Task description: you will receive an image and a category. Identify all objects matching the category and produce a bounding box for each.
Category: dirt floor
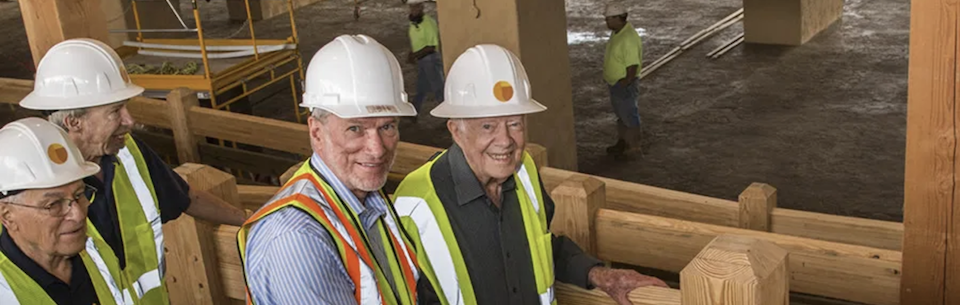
[0,0,909,226]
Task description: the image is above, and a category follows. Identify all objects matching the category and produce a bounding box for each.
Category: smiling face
[309,113,399,196]
[449,115,527,184]
[0,180,90,257]
[62,101,135,159]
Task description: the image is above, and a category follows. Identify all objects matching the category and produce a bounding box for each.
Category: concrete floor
[0,1,907,303]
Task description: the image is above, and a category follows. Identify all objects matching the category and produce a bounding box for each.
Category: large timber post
[435,0,579,170]
[901,0,960,303]
[17,0,111,66]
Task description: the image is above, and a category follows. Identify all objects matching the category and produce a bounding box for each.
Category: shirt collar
[0,228,78,288]
[446,144,515,206]
[309,153,388,221]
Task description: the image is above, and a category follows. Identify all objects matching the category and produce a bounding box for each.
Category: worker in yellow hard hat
[393,44,667,305]
[603,1,644,157]
[0,118,125,305]
[407,0,445,122]
[18,38,249,305]
[238,34,420,305]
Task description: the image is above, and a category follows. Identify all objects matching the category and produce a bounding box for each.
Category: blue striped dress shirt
[244,154,395,305]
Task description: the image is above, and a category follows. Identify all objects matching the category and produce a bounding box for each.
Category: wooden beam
[901,0,958,302]
[17,0,110,66]
[738,183,777,231]
[166,88,201,163]
[164,164,239,305]
[555,282,681,305]
[549,174,605,256]
[197,144,299,178]
[595,209,901,305]
[771,208,903,250]
[188,107,311,156]
[680,235,789,305]
[237,185,279,211]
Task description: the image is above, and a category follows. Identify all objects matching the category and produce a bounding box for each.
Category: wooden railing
[0,79,903,304]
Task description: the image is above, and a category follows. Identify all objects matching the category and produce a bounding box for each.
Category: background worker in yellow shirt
[407,0,444,121]
[602,1,644,157]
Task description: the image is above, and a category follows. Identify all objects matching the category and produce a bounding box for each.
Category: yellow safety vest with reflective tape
[237,161,419,305]
[90,134,168,305]
[0,221,126,305]
[393,151,556,305]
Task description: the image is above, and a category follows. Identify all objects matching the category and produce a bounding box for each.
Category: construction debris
[126,61,199,75]
[640,8,743,79]
[707,33,745,59]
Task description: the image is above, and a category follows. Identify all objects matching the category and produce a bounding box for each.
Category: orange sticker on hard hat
[47,143,68,165]
[493,81,514,102]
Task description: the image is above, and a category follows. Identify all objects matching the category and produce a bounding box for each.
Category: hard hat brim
[19,84,146,111]
[302,102,418,119]
[0,162,100,195]
[429,98,548,119]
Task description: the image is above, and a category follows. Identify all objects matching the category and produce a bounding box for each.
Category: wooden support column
[436,0,579,170]
[18,0,111,66]
[550,174,605,256]
[164,164,241,305]
[743,0,843,45]
[901,0,960,303]
[680,234,789,305]
[738,183,777,231]
[167,88,201,164]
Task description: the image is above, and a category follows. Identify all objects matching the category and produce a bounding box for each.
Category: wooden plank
[771,208,904,250]
[540,167,741,227]
[237,185,279,211]
[17,0,110,66]
[0,78,33,104]
[901,0,957,302]
[166,88,201,163]
[165,164,238,305]
[738,183,777,231]
[197,144,299,177]
[188,107,311,155]
[596,209,901,305]
[550,174,605,256]
[214,225,246,301]
[555,282,681,305]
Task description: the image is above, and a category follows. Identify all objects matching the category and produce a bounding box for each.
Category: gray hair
[310,108,332,124]
[48,108,88,130]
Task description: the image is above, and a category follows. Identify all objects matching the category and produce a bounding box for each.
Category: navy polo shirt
[0,229,99,305]
[84,136,192,269]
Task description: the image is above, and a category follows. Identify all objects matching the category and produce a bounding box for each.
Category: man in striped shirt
[239,35,420,305]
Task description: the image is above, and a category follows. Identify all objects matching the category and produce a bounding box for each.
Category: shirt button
[506,252,511,259]
[513,287,519,293]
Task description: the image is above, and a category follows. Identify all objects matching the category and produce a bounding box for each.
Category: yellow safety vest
[393,151,556,305]
[238,161,419,305]
[90,134,168,305]
[0,222,126,305]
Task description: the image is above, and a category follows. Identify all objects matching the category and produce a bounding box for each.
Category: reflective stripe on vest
[238,162,418,305]
[0,236,125,305]
[394,151,555,305]
[112,135,167,304]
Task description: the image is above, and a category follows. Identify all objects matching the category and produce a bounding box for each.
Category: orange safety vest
[237,162,419,305]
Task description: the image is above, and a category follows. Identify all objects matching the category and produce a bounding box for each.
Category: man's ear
[307,116,326,151]
[0,204,16,231]
[63,114,83,132]
[447,119,461,143]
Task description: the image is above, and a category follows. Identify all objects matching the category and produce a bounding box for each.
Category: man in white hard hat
[393,44,666,305]
[238,34,420,305]
[0,118,125,305]
[603,1,644,157]
[407,0,444,121]
[18,38,248,305]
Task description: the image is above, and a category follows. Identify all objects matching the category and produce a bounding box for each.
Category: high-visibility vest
[0,222,126,305]
[237,161,419,305]
[393,151,556,305]
[90,135,168,305]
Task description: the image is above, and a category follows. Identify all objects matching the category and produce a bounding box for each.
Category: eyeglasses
[0,184,97,217]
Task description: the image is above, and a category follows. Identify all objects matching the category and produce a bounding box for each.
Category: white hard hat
[604,1,628,17]
[430,44,547,119]
[0,118,100,196]
[407,0,429,5]
[301,35,416,119]
[19,38,145,111]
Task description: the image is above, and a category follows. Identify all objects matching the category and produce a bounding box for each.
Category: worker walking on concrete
[18,38,248,305]
[603,1,644,157]
[238,35,420,305]
[407,0,444,119]
[0,118,125,305]
[393,44,666,305]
